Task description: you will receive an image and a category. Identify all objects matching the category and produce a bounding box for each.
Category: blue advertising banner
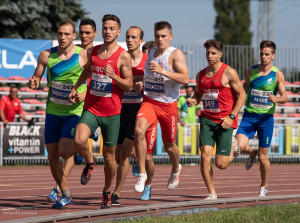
[0,38,51,78]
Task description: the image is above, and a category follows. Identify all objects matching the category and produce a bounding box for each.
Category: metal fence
[174,44,300,82]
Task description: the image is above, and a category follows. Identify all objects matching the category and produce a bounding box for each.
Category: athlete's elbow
[124,83,133,92]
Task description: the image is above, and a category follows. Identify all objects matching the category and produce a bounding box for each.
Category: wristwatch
[229,114,235,119]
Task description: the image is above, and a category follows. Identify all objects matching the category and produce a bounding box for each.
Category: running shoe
[81,156,96,185]
[204,194,217,200]
[167,164,182,190]
[74,152,84,165]
[245,150,257,170]
[52,195,73,209]
[232,136,240,158]
[47,185,59,203]
[111,193,120,206]
[259,187,268,196]
[101,192,111,209]
[90,131,99,142]
[141,185,151,200]
[135,173,147,193]
[132,160,139,177]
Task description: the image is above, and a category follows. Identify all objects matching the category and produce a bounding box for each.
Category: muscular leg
[103,145,117,192]
[145,153,154,185]
[215,139,235,169]
[163,141,180,173]
[200,145,215,195]
[236,134,257,157]
[258,147,270,188]
[114,138,134,196]
[134,117,149,174]
[74,123,94,164]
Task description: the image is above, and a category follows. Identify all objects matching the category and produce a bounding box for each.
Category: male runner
[28,21,88,208]
[111,26,157,205]
[47,19,98,203]
[68,14,133,209]
[134,21,189,196]
[187,39,246,200]
[235,40,287,196]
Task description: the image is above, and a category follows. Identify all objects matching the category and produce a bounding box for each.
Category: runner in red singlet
[68,14,133,209]
[187,39,246,200]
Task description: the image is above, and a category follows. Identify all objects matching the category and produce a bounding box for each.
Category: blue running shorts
[236,111,274,148]
[45,113,80,144]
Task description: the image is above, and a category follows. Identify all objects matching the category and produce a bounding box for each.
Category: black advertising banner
[3,124,45,156]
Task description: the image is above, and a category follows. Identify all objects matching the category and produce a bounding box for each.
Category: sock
[62,189,71,198]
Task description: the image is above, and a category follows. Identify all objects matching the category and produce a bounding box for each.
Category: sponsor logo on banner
[3,124,45,156]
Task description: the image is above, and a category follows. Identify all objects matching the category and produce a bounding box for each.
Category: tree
[214,0,252,45]
[0,0,87,39]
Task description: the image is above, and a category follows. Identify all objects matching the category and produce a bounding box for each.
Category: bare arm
[18,112,30,122]
[0,110,8,125]
[149,49,189,85]
[106,51,133,92]
[28,50,50,89]
[243,67,252,94]
[269,70,287,103]
[187,72,202,107]
[177,108,185,126]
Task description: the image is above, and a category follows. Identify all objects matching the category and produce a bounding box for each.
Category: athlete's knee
[236,136,247,151]
[134,125,147,140]
[258,153,269,163]
[215,161,229,170]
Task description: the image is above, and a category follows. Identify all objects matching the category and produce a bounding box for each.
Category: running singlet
[46,46,86,116]
[143,46,180,103]
[84,45,125,116]
[244,64,278,114]
[122,53,147,104]
[197,63,238,128]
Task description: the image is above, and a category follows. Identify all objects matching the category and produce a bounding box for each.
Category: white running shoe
[134,173,147,193]
[167,164,182,190]
[245,150,257,170]
[232,136,240,158]
[204,194,217,200]
[259,187,268,196]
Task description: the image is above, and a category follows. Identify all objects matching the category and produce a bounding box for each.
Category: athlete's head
[79,19,97,49]
[126,26,144,52]
[154,21,173,50]
[142,41,155,55]
[260,40,276,65]
[204,39,223,65]
[57,20,76,49]
[102,14,121,43]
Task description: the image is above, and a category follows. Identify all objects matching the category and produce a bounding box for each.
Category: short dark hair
[204,39,223,51]
[154,21,172,33]
[80,19,96,31]
[260,40,276,54]
[127,26,144,39]
[58,20,75,33]
[142,41,155,53]
[102,14,121,28]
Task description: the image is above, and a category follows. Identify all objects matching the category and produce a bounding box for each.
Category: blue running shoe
[74,152,84,165]
[52,195,73,209]
[132,160,139,177]
[47,185,59,203]
[141,185,151,200]
[90,131,98,142]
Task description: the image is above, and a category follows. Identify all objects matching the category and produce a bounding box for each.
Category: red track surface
[1,163,300,222]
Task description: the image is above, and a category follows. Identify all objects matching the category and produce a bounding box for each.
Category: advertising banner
[3,124,45,156]
[0,38,51,78]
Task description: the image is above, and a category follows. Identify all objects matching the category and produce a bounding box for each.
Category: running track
[1,163,300,222]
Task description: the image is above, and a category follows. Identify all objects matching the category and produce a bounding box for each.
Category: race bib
[250,89,272,109]
[50,81,73,105]
[122,90,143,103]
[90,73,112,97]
[144,75,165,97]
[202,89,220,112]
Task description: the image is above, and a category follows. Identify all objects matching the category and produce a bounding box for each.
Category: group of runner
[28,14,287,209]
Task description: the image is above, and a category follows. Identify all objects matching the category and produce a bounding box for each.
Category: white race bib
[50,81,73,105]
[144,75,165,97]
[202,89,220,112]
[90,73,112,97]
[250,89,272,109]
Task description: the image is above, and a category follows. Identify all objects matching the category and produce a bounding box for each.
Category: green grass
[108,203,300,223]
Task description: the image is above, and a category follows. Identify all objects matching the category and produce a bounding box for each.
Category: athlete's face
[154,28,173,50]
[206,47,222,65]
[126,28,143,52]
[102,20,121,43]
[260,47,275,66]
[79,25,97,49]
[57,25,76,49]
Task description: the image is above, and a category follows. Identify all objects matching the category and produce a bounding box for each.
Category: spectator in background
[142,41,155,55]
[177,86,200,126]
[0,86,31,125]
